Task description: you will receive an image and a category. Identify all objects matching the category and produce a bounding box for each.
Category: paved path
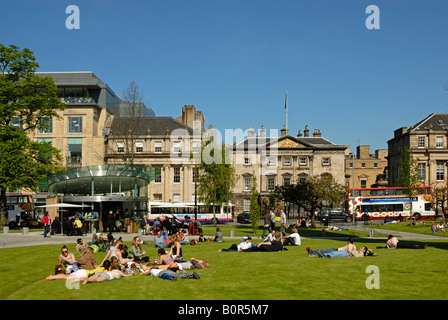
[1,224,445,249]
[348,224,444,240]
[0,230,153,249]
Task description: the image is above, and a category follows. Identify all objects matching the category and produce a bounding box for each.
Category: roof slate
[109,117,193,136]
[412,113,448,131]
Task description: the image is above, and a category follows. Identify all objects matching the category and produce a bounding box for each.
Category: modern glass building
[46,164,160,219]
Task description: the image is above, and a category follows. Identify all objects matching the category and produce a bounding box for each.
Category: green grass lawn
[1,227,448,300]
[200,224,384,238]
[364,221,448,237]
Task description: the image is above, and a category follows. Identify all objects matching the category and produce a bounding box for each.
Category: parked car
[9,218,43,230]
[237,213,251,224]
[317,209,353,223]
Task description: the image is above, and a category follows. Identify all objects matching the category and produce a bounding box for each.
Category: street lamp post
[352,153,356,225]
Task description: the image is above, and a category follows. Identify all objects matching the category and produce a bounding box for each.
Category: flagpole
[285,91,288,131]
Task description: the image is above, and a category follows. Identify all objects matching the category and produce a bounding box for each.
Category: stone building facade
[31,72,119,169]
[388,113,448,189]
[231,125,349,214]
[344,145,388,190]
[104,112,203,204]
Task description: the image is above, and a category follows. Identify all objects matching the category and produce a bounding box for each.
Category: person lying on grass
[306,246,376,258]
[46,260,112,284]
[242,232,285,252]
[306,237,356,256]
[218,236,256,252]
[176,257,211,270]
[375,235,428,250]
[153,250,210,269]
[141,264,201,281]
[82,262,134,285]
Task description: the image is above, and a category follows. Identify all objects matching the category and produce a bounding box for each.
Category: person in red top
[42,211,51,238]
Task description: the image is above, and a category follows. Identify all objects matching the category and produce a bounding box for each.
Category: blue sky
[2,0,448,152]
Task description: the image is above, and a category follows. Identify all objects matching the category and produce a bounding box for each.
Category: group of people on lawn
[45,216,432,284]
[46,233,209,284]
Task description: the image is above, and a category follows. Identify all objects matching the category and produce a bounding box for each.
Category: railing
[66,156,82,168]
[60,97,95,104]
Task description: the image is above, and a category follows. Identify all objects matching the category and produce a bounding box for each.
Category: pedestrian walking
[261,210,271,239]
[43,211,51,238]
[270,210,276,231]
[280,209,287,237]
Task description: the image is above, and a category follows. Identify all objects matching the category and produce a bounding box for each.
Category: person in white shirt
[218,236,256,252]
[270,210,276,231]
[280,209,287,237]
[283,228,301,246]
[144,267,201,281]
[237,236,255,251]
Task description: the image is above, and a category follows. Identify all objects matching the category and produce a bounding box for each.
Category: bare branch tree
[117,81,145,165]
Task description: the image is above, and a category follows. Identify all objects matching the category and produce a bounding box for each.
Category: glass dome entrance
[47,164,159,197]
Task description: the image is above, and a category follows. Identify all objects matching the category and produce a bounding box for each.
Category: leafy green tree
[275,174,346,227]
[0,44,66,224]
[399,146,420,218]
[306,174,347,226]
[432,184,447,220]
[197,137,238,225]
[249,174,260,233]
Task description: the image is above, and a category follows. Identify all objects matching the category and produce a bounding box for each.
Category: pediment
[270,136,313,149]
[278,138,300,148]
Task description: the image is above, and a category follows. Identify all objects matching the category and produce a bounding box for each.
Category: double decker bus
[348,186,435,221]
[148,201,234,225]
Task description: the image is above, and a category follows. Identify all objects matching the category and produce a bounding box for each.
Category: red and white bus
[348,186,436,221]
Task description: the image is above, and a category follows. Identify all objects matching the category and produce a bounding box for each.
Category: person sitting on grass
[128,236,149,263]
[170,233,183,261]
[100,238,122,266]
[282,228,301,246]
[436,223,446,232]
[263,230,276,243]
[154,248,174,265]
[76,246,98,270]
[111,244,133,269]
[179,229,189,245]
[214,227,224,242]
[101,240,133,268]
[75,238,88,252]
[56,245,76,274]
[154,230,170,248]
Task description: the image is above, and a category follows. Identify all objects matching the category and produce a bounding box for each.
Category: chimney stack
[304,125,309,137]
[259,125,266,137]
[281,125,288,137]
